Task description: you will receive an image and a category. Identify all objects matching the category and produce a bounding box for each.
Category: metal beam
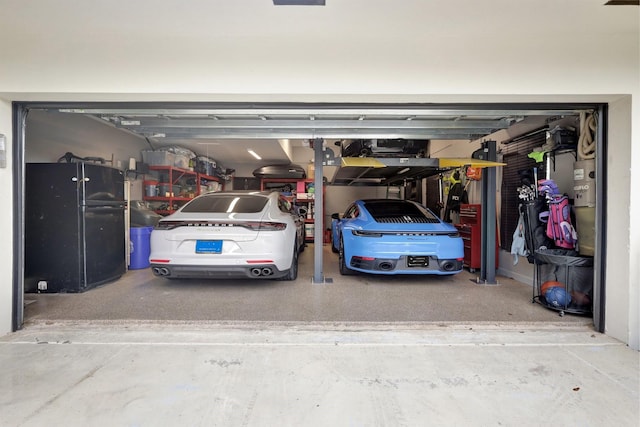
[128,128,491,140]
[376,158,441,168]
[114,118,513,130]
[480,141,498,285]
[59,107,584,117]
[312,138,325,284]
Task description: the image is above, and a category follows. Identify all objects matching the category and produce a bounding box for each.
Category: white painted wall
[0,0,638,348]
[0,99,12,335]
[26,111,149,199]
[607,96,636,349]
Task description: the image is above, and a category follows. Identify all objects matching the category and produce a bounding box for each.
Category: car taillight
[352,230,382,237]
[242,222,287,231]
[155,221,182,230]
[154,221,287,231]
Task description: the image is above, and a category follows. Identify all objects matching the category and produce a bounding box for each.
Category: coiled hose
[578,111,597,160]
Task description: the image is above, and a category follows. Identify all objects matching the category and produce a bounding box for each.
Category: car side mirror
[331,213,340,220]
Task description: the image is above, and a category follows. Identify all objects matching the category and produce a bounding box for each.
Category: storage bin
[145,184,158,197]
[533,248,593,316]
[158,184,170,197]
[142,150,175,166]
[174,153,191,169]
[195,156,217,175]
[129,226,153,269]
[207,182,222,192]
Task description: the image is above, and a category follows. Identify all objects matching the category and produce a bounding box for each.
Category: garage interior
[18,102,601,328]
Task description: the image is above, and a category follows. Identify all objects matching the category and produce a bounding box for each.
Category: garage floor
[9,246,639,426]
[23,244,591,325]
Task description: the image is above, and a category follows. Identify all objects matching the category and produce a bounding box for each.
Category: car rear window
[363,200,439,222]
[181,194,268,213]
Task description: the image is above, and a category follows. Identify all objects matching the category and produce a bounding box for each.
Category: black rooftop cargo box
[252,164,306,179]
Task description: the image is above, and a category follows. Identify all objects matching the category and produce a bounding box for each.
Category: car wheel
[339,237,356,275]
[282,240,299,281]
[330,232,338,253]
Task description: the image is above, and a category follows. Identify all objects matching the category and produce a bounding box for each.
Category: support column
[480,140,498,284]
[312,138,325,284]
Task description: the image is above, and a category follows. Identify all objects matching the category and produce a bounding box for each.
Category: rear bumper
[150,263,287,279]
[349,256,463,275]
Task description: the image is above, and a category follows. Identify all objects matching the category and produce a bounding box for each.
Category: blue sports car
[331,199,464,275]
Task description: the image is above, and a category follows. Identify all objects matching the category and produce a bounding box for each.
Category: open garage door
[13,101,606,332]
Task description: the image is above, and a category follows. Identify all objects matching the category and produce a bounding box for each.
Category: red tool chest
[454,204,499,272]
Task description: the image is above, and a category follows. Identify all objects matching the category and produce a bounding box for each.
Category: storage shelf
[143,165,223,215]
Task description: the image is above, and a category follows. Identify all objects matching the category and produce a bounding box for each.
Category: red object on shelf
[454,204,499,271]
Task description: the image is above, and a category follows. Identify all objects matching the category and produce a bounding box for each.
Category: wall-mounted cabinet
[143,166,222,215]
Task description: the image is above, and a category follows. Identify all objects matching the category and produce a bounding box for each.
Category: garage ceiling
[52,103,586,184]
[60,105,580,140]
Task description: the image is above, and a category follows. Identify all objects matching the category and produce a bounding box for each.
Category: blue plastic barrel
[129,226,153,269]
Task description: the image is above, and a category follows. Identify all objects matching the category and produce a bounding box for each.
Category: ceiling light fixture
[248,149,262,160]
[397,167,411,175]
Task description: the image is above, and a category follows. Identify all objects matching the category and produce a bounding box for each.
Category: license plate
[195,240,222,254]
[407,255,429,267]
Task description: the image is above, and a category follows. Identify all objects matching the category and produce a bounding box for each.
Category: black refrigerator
[25,162,127,293]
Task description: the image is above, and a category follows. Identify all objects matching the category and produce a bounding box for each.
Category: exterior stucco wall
[0,0,637,348]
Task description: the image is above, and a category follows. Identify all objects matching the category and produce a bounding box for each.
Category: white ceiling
[82,112,299,166]
[167,138,295,166]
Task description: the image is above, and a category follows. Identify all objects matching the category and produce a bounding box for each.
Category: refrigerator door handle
[85,201,126,209]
